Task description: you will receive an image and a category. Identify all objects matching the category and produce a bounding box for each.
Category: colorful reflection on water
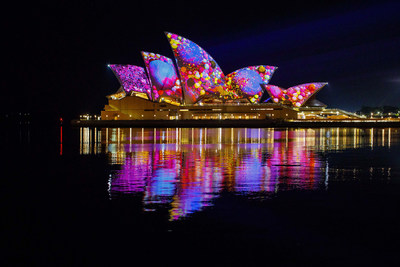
[78,127,400,220]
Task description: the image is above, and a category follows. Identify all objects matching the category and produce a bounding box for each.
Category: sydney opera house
[101,32,353,121]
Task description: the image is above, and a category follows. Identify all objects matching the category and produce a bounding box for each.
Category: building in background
[101,32,359,120]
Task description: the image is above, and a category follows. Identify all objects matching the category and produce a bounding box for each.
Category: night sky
[4,0,400,118]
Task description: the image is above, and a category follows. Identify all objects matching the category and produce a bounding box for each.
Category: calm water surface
[78,127,399,220]
[4,124,400,266]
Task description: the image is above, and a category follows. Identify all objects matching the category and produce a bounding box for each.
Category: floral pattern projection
[165,32,225,104]
[109,64,152,100]
[224,65,277,103]
[141,52,182,103]
[108,33,327,105]
[264,83,328,107]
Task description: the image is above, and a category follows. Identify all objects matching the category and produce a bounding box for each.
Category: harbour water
[3,124,400,266]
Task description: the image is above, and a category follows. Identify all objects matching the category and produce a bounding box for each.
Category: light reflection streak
[60,126,63,156]
[78,127,399,220]
[371,128,374,149]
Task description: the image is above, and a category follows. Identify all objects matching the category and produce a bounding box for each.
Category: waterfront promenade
[71,119,400,128]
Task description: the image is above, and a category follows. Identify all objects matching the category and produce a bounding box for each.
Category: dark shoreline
[71,119,400,128]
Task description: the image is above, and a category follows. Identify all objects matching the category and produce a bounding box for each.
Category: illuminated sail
[264,83,327,107]
[109,64,152,100]
[224,65,277,103]
[141,52,182,104]
[165,32,225,104]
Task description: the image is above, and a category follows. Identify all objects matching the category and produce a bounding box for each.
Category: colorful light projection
[224,65,277,103]
[141,52,182,103]
[165,32,225,104]
[109,64,152,100]
[264,83,327,107]
[106,33,327,105]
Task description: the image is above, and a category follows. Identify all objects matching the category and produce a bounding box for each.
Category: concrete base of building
[71,119,400,128]
[101,96,299,121]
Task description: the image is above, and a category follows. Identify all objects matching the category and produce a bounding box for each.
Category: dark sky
[3,0,400,117]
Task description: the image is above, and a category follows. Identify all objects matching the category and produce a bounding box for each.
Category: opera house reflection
[79,127,399,220]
